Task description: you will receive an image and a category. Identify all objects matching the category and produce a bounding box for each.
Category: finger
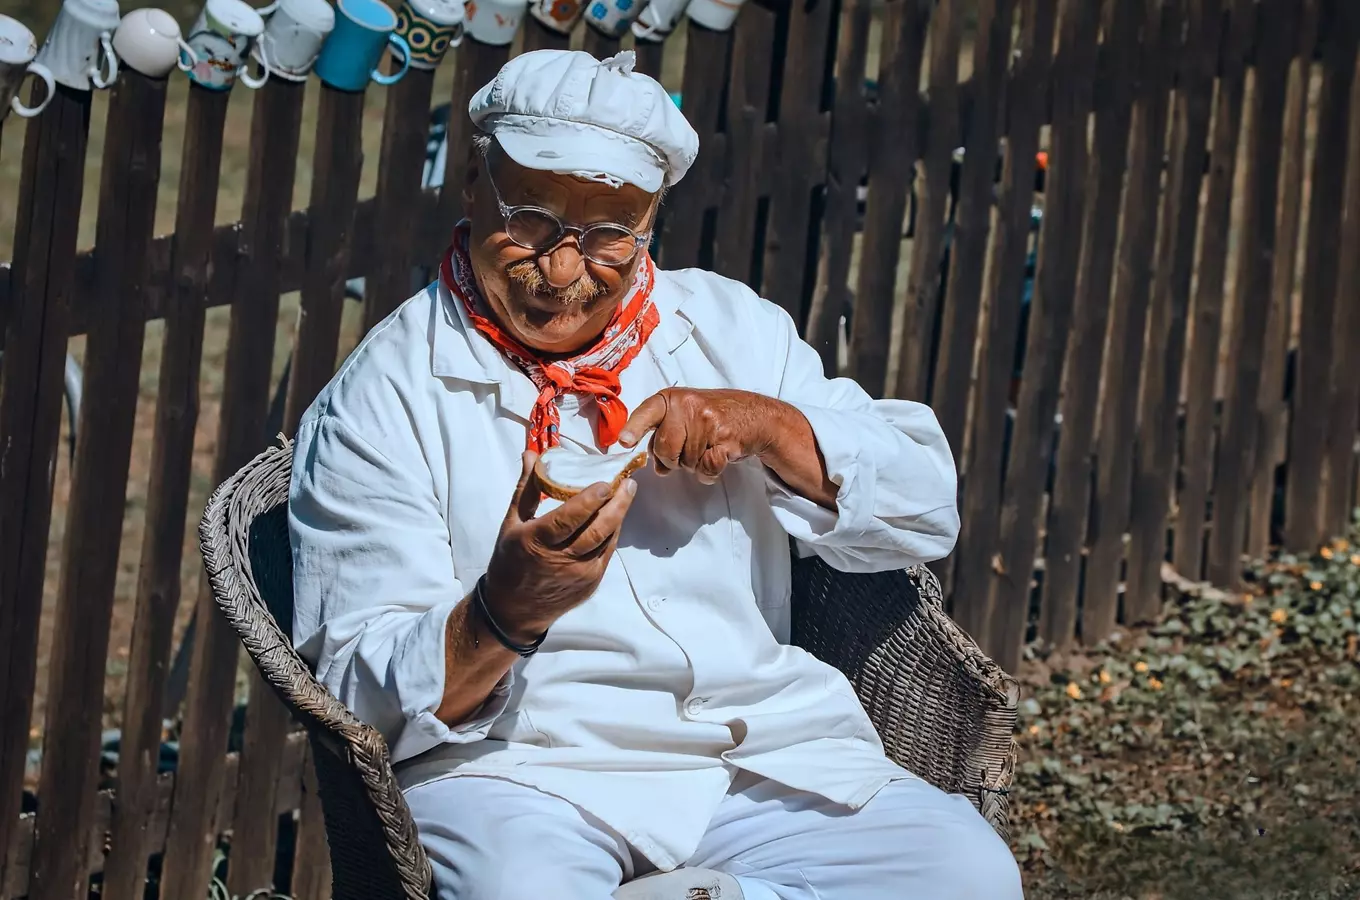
[568,479,638,556]
[679,410,710,471]
[618,392,669,448]
[505,451,541,525]
[651,413,687,474]
[696,446,729,485]
[530,482,613,545]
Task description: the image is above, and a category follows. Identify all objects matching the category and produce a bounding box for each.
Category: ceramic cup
[685,0,742,31]
[528,0,586,33]
[35,0,121,90]
[112,8,196,77]
[583,0,647,38]
[183,0,270,89]
[462,0,525,45]
[630,0,688,42]
[314,0,411,91]
[0,16,56,120]
[395,0,463,70]
[251,0,334,81]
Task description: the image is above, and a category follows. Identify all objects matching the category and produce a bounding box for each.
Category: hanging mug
[463,0,526,45]
[183,0,271,90]
[35,0,121,90]
[584,0,647,38]
[313,0,411,91]
[0,16,55,120]
[112,8,197,78]
[685,0,742,31]
[528,0,587,34]
[630,0,688,42]
[394,0,464,70]
[252,0,335,81]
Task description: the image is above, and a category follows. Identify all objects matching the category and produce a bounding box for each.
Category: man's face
[464,148,658,355]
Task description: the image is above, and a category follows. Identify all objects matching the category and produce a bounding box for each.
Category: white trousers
[404,771,1024,900]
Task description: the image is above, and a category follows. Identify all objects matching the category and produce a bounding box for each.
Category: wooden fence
[1,0,1359,896]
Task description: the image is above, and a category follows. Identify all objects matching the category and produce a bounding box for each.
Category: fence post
[949,0,1056,645]
[26,70,169,900]
[1123,0,1223,624]
[1173,0,1256,580]
[158,77,308,900]
[101,83,233,900]
[0,83,93,895]
[1326,60,1360,530]
[1206,0,1301,586]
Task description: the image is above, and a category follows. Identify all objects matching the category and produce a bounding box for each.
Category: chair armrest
[790,554,1019,839]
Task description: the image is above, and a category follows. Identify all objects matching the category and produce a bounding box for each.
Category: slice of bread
[535,440,651,501]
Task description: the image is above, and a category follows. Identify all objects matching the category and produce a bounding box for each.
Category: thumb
[505,451,542,525]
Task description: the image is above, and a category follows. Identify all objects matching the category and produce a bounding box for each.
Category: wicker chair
[199,439,1019,900]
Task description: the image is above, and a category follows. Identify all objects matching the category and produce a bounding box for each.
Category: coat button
[647,597,664,612]
[684,697,707,716]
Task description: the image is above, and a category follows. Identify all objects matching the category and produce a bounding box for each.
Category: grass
[1013,534,1360,899]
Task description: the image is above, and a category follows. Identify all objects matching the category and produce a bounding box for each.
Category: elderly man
[289,49,1022,900]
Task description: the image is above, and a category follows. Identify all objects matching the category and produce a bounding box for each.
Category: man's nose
[538,240,586,288]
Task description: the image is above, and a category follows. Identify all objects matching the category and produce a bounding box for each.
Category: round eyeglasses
[487,170,654,267]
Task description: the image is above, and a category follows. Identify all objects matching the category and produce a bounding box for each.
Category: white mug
[685,0,742,31]
[0,16,56,120]
[183,0,270,90]
[583,0,648,37]
[463,0,526,45]
[252,0,334,80]
[35,0,121,90]
[630,0,687,42]
[527,0,586,33]
[113,8,196,77]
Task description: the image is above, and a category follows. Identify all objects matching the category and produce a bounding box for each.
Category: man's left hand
[617,388,786,485]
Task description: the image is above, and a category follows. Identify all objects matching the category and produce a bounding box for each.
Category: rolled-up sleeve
[289,414,510,764]
[762,305,960,571]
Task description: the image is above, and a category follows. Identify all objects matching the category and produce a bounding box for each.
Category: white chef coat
[288,264,960,870]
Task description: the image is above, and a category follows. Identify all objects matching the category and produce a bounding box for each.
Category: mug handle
[255,0,281,13]
[371,33,410,86]
[448,21,464,48]
[239,38,271,88]
[90,31,119,89]
[13,61,56,118]
[176,39,200,72]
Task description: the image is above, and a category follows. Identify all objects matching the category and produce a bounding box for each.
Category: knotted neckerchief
[440,222,660,453]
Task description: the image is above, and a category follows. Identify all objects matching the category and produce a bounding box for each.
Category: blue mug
[314,0,410,91]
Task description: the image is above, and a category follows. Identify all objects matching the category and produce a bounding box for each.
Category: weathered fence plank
[1081,0,1177,642]
[1038,0,1144,648]
[931,0,1016,459]
[1284,0,1360,551]
[894,0,963,402]
[365,69,440,332]
[950,0,1057,642]
[158,78,307,900]
[1325,60,1360,530]
[1172,0,1255,579]
[436,41,513,229]
[847,0,934,394]
[26,72,166,900]
[101,84,232,900]
[1205,0,1301,586]
[0,84,93,895]
[987,0,1099,670]
[1123,0,1222,623]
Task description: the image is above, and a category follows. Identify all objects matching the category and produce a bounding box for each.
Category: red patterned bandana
[440,222,660,453]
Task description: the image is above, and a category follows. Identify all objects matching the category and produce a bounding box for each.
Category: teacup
[252,0,334,81]
[394,0,464,70]
[35,0,121,90]
[183,0,270,90]
[631,0,688,42]
[0,15,56,120]
[527,0,586,33]
[113,8,196,77]
[463,0,526,45]
[583,0,646,38]
[313,0,411,91]
[685,0,742,31]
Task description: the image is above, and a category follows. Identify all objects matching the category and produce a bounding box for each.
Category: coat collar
[430,266,695,426]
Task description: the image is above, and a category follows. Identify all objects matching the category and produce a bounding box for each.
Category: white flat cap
[468,49,699,194]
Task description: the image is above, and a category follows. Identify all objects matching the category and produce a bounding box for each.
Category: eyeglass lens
[505,208,641,265]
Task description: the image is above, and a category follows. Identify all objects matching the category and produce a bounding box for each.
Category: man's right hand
[481,451,638,642]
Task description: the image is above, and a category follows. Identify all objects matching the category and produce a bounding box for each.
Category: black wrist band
[473,575,547,658]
